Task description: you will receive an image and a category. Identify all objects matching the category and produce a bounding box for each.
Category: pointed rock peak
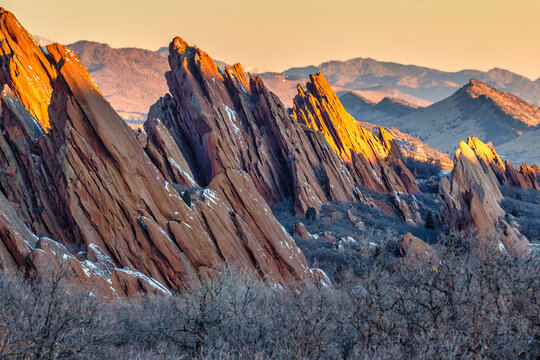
[466,136,504,167]
[296,84,306,96]
[0,8,59,131]
[170,36,190,53]
[291,72,418,194]
[307,72,335,98]
[309,72,328,85]
[225,63,250,92]
[48,43,82,66]
[46,43,102,95]
[460,136,540,190]
[379,126,394,142]
[167,35,222,83]
[0,8,24,34]
[503,159,514,168]
[455,140,477,162]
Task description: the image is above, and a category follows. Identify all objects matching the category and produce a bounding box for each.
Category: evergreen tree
[425,211,435,229]
[305,207,317,221]
[182,190,192,207]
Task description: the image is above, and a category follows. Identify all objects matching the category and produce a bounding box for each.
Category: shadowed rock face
[0,9,319,296]
[149,42,423,226]
[291,73,419,196]
[439,140,529,254]
[148,37,360,215]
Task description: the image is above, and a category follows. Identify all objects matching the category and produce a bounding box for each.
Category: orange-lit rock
[0,8,58,130]
[467,136,539,190]
[439,140,529,252]
[0,12,322,297]
[291,73,419,195]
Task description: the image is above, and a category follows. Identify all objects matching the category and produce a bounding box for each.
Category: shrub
[404,156,442,180]
[182,190,192,207]
[0,243,539,359]
[305,206,317,221]
[424,211,435,229]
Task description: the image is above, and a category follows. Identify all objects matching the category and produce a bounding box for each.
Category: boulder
[399,233,439,265]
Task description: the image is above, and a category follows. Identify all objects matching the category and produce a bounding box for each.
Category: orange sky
[4,0,540,79]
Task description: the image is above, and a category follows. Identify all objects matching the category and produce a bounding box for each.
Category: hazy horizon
[4,0,540,80]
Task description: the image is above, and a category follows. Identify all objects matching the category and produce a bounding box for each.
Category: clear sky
[3,0,540,79]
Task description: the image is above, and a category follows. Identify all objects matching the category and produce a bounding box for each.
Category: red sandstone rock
[0,12,320,296]
[399,233,439,265]
[0,9,58,130]
[149,38,359,216]
[439,140,530,251]
[293,222,312,239]
[467,136,540,190]
[291,73,419,195]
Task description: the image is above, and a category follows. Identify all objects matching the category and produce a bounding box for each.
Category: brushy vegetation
[501,185,540,243]
[0,233,538,360]
[404,156,443,180]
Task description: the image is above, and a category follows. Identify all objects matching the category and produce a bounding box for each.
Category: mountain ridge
[370,79,540,164]
[261,57,540,108]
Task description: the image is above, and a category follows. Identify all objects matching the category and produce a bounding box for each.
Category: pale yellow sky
[3,0,540,79]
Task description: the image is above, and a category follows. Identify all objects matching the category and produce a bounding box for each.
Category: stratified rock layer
[148,38,359,215]
[0,9,58,130]
[466,136,539,190]
[0,9,318,296]
[438,140,529,253]
[291,73,419,195]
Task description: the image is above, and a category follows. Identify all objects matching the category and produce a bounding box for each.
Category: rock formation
[466,136,539,190]
[399,233,439,265]
[0,9,320,296]
[291,73,419,195]
[148,38,359,215]
[438,140,529,253]
[0,8,58,130]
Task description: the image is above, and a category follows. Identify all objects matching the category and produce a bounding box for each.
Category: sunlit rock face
[0,9,321,296]
[0,8,58,131]
[466,136,539,190]
[290,73,419,196]
[439,140,529,254]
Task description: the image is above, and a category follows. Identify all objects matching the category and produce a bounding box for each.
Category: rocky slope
[379,79,540,163]
[148,38,363,216]
[0,8,320,296]
[438,139,530,254]
[290,73,419,195]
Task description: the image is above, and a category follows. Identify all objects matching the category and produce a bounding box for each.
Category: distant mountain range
[261,58,540,108]
[342,79,540,165]
[35,36,539,164]
[67,41,170,123]
[340,93,419,124]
